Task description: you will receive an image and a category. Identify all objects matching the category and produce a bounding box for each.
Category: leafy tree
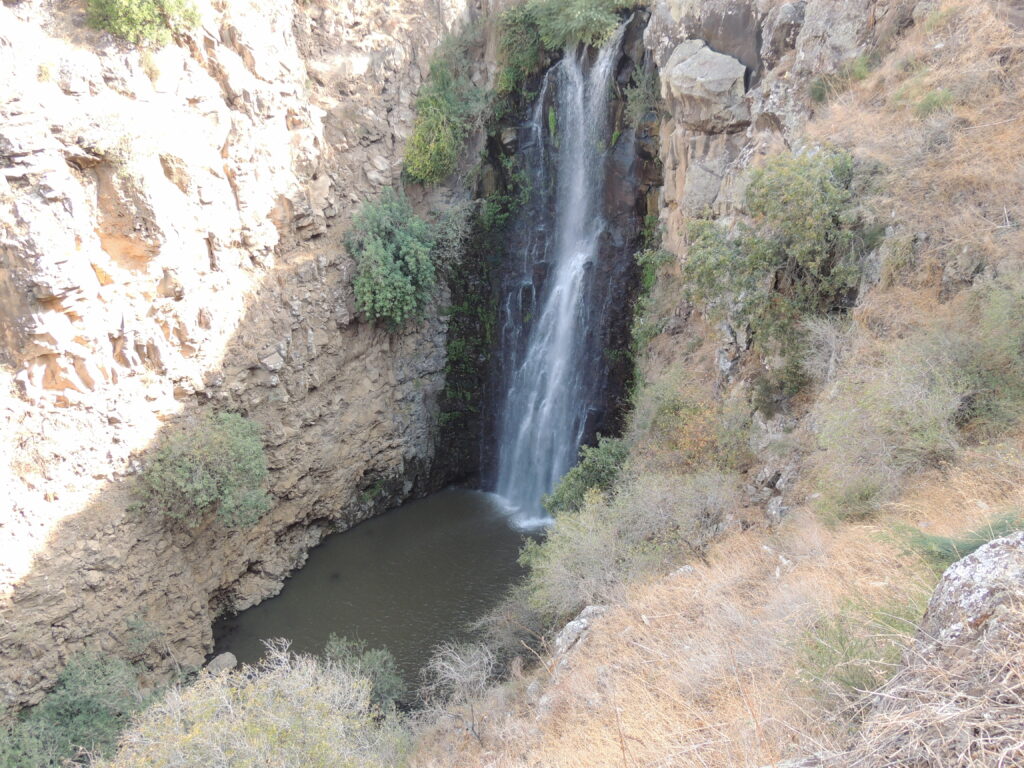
[684,150,866,391]
[345,189,436,327]
[133,412,271,528]
[86,0,198,46]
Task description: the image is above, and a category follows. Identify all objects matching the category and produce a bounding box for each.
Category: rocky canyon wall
[0,0,476,710]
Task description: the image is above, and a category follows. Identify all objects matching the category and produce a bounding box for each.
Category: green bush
[495,6,547,98]
[684,150,866,388]
[623,65,661,127]
[323,635,405,711]
[405,32,485,184]
[101,642,409,768]
[2,653,148,768]
[133,412,271,529]
[543,437,629,516]
[86,0,198,46]
[526,0,639,50]
[345,189,436,327]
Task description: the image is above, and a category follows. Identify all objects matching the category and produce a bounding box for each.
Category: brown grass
[411,439,1024,768]
[811,2,1024,287]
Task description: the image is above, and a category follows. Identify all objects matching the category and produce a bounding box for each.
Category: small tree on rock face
[133,412,271,528]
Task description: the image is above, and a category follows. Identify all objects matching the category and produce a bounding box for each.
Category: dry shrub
[811,2,1024,281]
[102,641,408,768]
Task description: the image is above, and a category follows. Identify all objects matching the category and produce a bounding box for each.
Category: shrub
[1,653,148,768]
[522,471,737,620]
[543,436,629,516]
[102,641,409,768]
[86,0,198,46]
[323,635,405,711]
[133,412,271,529]
[684,150,865,386]
[345,189,436,327]
[526,0,639,51]
[495,6,547,98]
[813,279,1024,521]
[420,643,496,742]
[405,31,485,184]
[623,65,661,126]
[914,87,954,118]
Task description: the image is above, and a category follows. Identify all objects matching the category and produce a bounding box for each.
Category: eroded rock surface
[0,0,473,710]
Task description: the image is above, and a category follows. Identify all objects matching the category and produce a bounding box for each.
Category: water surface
[213,489,529,685]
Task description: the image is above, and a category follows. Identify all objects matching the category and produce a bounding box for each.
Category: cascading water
[492,26,631,526]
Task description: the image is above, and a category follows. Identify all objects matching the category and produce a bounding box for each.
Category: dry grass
[411,440,1024,768]
[812,2,1024,284]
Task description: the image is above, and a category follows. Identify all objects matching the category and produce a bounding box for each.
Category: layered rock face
[0,0,470,709]
[646,0,919,254]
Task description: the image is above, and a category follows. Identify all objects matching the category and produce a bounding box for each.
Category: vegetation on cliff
[1,653,149,767]
[132,412,270,529]
[86,0,198,45]
[345,189,437,327]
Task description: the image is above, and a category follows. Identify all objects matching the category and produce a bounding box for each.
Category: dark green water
[212,488,529,686]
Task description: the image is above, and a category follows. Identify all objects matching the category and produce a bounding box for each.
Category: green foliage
[86,0,198,45]
[133,412,271,529]
[914,88,954,118]
[496,6,547,97]
[2,653,147,767]
[898,510,1024,574]
[103,642,409,768]
[323,635,405,711]
[684,150,865,392]
[346,188,436,327]
[405,31,485,184]
[623,65,661,127]
[544,437,629,516]
[526,0,639,51]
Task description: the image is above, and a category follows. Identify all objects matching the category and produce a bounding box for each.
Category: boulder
[205,652,238,675]
[662,40,750,132]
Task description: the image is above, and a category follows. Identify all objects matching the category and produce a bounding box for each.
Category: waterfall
[492,27,628,527]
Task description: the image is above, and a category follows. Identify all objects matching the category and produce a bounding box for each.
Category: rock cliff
[0,0,471,710]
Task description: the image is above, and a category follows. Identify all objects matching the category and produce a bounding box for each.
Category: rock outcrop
[0,0,474,710]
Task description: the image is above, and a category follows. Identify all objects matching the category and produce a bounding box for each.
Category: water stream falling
[493,27,628,526]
